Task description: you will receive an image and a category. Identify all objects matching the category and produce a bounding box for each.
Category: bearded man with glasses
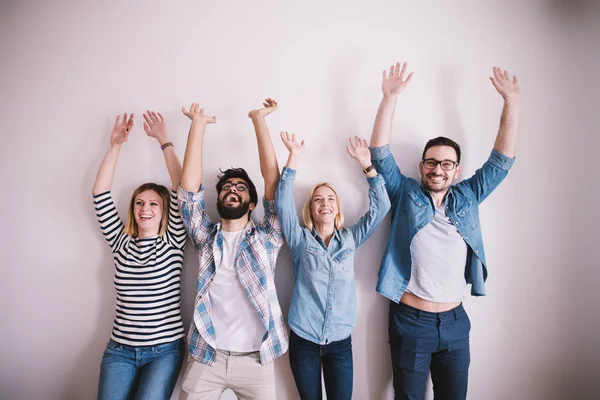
[368,63,521,400]
[177,98,287,400]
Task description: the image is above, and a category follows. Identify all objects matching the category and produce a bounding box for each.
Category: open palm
[382,62,414,97]
[110,113,134,145]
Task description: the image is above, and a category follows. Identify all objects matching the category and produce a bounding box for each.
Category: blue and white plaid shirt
[178,185,288,365]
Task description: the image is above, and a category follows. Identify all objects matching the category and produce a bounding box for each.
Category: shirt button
[465,236,469,239]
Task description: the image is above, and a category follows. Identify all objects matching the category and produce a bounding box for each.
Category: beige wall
[1,0,598,399]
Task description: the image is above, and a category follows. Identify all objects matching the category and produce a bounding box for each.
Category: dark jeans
[97,338,184,400]
[389,301,471,400]
[288,330,353,400]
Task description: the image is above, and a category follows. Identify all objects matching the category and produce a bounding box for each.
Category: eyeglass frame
[221,181,249,192]
[421,158,459,171]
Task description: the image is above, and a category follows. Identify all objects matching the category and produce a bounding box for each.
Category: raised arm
[248,98,280,200]
[490,66,521,158]
[274,131,305,251]
[92,113,134,195]
[347,136,377,178]
[179,103,216,192]
[347,136,391,247]
[370,62,414,148]
[143,111,182,190]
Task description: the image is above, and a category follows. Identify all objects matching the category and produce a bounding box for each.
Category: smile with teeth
[318,209,333,215]
[139,214,153,221]
[427,175,446,183]
[225,193,241,203]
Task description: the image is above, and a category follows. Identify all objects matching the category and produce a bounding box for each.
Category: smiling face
[133,189,164,237]
[216,178,255,220]
[310,185,339,227]
[419,145,461,193]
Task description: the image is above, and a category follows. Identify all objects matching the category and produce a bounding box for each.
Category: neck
[314,222,335,246]
[429,189,449,207]
[221,215,249,232]
[137,228,158,238]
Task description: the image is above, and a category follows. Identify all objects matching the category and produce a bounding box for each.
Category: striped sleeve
[164,190,187,249]
[93,191,126,252]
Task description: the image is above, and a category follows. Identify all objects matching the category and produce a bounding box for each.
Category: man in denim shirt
[369,63,521,400]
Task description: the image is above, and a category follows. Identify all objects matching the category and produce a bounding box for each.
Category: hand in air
[490,66,520,100]
[346,136,371,168]
[143,111,168,143]
[280,131,305,155]
[248,98,278,118]
[110,113,134,145]
[382,62,414,98]
[181,103,217,124]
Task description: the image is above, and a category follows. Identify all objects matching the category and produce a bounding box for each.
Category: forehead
[313,186,336,198]
[424,145,458,161]
[224,178,248,185]
[135,190,162,201]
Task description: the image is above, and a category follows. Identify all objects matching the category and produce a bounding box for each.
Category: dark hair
[216,167,258,206]
[422,136,461,164]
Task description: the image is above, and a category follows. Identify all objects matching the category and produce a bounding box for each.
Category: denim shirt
[370,145,515,302]
[275,167,391,344]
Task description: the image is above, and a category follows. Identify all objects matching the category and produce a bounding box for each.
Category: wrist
[382,94,398,103]
[503,95,521,104]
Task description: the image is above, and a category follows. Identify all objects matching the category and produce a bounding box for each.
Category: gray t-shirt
[406,204,468,302]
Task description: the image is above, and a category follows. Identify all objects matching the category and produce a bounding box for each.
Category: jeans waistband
[391,301,466,323]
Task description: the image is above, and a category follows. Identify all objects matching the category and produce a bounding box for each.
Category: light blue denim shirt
[370,145,515,302]
[275,167,391,345]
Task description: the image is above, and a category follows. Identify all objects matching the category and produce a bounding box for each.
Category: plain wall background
[1,0,598,399]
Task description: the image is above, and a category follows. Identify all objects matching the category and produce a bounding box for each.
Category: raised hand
[280,131,305,155]
[181,103,217,124]
[382,62,414,98]
[346,136,371,169]
[248,98,278,119]
[490,67,520,100]
[110,113,134,145]
[143,111,168,144]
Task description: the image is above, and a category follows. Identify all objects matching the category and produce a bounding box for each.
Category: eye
[135,200,143,206]
[150,202,158,207]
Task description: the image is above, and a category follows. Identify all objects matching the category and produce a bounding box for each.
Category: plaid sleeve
[177,185,214,247]
[256,197,284,247]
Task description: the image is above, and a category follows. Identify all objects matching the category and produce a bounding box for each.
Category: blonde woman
[275,132,391,400]
[92,112,187,400]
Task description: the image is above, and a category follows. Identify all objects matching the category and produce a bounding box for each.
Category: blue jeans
[288,330,353,400]
[97,338,184,400]
[389,302,471,400]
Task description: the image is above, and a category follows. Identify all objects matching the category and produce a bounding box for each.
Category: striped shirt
[178,185,288,366]
[94,190,187,346]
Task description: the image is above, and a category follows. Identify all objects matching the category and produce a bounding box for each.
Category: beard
[421,172,453,193]
[217,193,251,220]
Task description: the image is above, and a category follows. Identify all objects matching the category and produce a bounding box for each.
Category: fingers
[114,114,122,127]
[399,62,406,78]
[382,69,387,80]
[143,112,153,126]
[389,64,394,78]
[503,70,509,80]
[126,113,134,132]
[512,75,518,84]
[143,122,150,134]
[493,66,504,82]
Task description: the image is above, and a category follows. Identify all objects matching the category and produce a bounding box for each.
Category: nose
[433,163,444,173]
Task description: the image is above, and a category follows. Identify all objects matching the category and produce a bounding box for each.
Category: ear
[454,164,462,181]
[249,203,256,211]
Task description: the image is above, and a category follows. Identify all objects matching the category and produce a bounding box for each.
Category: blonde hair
[124,183,170,237]
[302,182,344,231]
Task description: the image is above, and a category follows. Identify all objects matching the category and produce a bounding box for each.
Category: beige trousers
[179,350,276,400]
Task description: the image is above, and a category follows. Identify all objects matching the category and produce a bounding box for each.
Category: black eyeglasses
[422,158,458,171]
[222,182,248,192]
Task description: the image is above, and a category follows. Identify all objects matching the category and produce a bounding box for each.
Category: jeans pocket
[106,339,123,351]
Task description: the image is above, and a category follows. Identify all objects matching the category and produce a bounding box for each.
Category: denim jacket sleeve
[457,149,515,204]
[370,145,405,206]
[349,174,391,248]
[274,167,304,251]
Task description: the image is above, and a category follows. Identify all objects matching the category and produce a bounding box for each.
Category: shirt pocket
[455,200,480,230]
[333,248,354,272]
[304,245,328,271]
